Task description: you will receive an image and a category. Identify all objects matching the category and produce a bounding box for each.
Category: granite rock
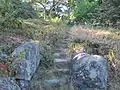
[12,42,41,89]
[0,77,21,90]
[71,52,108,90]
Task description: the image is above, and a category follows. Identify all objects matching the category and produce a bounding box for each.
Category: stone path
[29,31,74,90]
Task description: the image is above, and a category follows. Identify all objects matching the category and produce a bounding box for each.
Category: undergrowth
[0,19,68,78]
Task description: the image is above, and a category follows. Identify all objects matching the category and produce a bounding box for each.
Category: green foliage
[0,0,22,28]
[0,43,17,55]
[74,0,99,24]
[13,1,38,19]
[18,49,27,60]
[68,0,76,8]
[39,41,54,69]
[0,0,37,29]
[98,0,120,27]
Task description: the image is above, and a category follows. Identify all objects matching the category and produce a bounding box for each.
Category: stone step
[30,77,74,90]
[36,68,70,80]
[52,69,69,72]
[54,58,69,63]
[49,69,70,76]
[54,58,70,69]
[53,52,67,59]
[60,39,70,43]
[55,43,68,49]
[55,48,68,54]
[43,78,74,90]
[59,41,68,45]
[44,78,68,88]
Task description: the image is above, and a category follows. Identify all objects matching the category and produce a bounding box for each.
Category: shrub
[0,0,38,29]
[0,43,17,55]
[12,1,38,19]
[74,0,99,24]
[39,41,54,69]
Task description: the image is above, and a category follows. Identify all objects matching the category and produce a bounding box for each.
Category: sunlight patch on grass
[70,26,120,46]
[51,17,62,23]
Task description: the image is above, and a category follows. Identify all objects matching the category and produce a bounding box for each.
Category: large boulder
[12,42,40,89]
[12,42,40,80]
[71,52,108,90]
[0,77,21,90]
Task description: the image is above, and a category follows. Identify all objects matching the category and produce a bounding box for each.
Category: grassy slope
[0,19,68,55]
[69,25,120,90]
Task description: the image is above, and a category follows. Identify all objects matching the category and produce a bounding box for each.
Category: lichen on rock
[12,41,41,89]
[71,52,108,90]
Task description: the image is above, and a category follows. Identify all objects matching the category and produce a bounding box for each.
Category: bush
[39,41,54,69]
[74,0,99,24]
[0,0,38,29]
[12,1,38,19]
[0,43,18,55]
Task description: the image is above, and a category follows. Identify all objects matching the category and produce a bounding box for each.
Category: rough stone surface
[0,77,21,90]
[71,52,108,90]
[44,79,62,86]
[0,51,7,60]
[44,78,67,90]
[12,42,40,89]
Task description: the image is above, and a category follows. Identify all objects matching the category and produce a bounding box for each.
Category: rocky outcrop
[71,52,108,90]
[12,42,41,89]
[0,77,21,90]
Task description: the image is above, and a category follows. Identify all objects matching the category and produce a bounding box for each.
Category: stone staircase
[29,32,74,90]
[43,38,73,90]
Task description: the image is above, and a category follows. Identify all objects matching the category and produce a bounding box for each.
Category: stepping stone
[49,69,70,76]
[44,78,67,87]
[54,58,69,63]
[53,53,61,58]
[53,53,67,58]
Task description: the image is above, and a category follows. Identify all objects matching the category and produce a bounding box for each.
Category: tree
[30,0,71,19]
[73,0,99,24]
